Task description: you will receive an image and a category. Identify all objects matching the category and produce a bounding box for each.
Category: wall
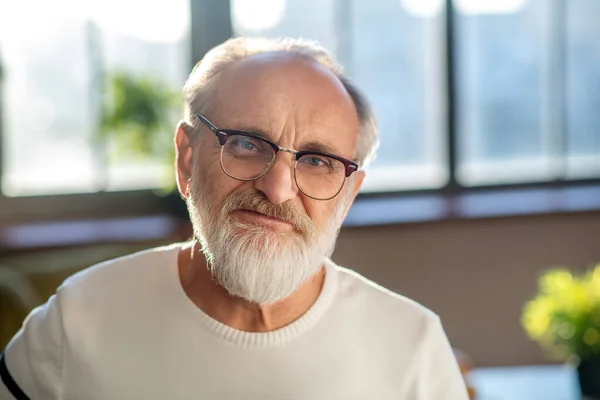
[332,210,600,367]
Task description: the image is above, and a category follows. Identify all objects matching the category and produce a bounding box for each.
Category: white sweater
[1,244,469,400]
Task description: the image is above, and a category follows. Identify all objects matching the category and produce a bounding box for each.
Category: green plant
[100,69,180,188]
[522,264,600,362]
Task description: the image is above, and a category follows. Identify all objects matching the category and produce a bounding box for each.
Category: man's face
[176,53,365,304]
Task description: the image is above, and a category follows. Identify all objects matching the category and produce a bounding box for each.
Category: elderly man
[1,37,468,399]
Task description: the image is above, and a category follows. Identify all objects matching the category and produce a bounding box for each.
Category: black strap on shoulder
[0,352,31,400]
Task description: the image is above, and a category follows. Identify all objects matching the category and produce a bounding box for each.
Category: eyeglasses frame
[192,113,360,200]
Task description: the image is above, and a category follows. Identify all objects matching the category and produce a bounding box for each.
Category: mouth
[233,209,294,231]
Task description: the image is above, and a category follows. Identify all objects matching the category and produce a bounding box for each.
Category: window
[455,0,600,185]
[232,0,448,192]
[455,0,548,185]
[565,0,600,179]
[0,0,190,196]
[0,0,598,210]
[231,0,600,192]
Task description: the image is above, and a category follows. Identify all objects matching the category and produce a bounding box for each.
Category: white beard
[187,181,342,305]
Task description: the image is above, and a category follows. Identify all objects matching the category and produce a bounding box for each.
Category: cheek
[203,167,246,205]
[193,148,244,203]
[302,198,341,231]
[196,142,222,176]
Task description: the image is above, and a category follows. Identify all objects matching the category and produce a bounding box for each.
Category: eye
[306,156,326,166]
[230,137,258,152]
[300,155,332,168]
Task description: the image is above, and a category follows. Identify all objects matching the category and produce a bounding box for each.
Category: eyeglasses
[192,113,359,201]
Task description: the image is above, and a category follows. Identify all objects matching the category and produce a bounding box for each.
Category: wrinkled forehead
[211,53,359,148]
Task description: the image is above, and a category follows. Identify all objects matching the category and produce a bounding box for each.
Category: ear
[340,170,365,221]
[175,120,194,199]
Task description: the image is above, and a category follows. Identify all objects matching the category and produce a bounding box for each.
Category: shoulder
[60,243,181,294]
[1,244,182,398]
[330,259,438,324]
[326,260,462,387]
[327,259,442,353]
[53,243,182,328]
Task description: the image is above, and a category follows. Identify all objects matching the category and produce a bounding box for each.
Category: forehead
[211,53,359,154]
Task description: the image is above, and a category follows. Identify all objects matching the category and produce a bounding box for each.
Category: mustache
[222,191,314,234]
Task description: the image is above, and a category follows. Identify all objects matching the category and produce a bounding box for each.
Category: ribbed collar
[164,244,338,349]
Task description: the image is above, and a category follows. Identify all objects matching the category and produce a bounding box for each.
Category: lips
[239,209,290,224]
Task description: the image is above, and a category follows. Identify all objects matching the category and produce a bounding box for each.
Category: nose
[253,152,299,204]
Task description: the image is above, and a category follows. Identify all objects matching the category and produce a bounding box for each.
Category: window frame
[0,0,232,225]
[0,0,598,228]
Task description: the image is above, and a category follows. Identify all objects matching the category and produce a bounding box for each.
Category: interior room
[1,0,599,398]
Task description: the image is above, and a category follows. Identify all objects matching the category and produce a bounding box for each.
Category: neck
[177,241,326,332]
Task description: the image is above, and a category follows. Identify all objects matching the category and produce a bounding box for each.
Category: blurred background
[0,0,599,398]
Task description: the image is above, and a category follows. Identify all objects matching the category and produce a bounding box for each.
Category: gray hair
[183,37,379,167]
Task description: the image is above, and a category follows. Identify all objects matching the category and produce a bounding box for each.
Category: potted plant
[522,264,600,397]
[100,70,188,220]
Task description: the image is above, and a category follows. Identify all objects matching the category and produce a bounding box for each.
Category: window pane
[231,0,448,192]
[455,0,553,185]
[0,0,189,196]
[566,0,600,178]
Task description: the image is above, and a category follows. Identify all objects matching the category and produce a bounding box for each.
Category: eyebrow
[232,125,341,156]
[300,141,338,155]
